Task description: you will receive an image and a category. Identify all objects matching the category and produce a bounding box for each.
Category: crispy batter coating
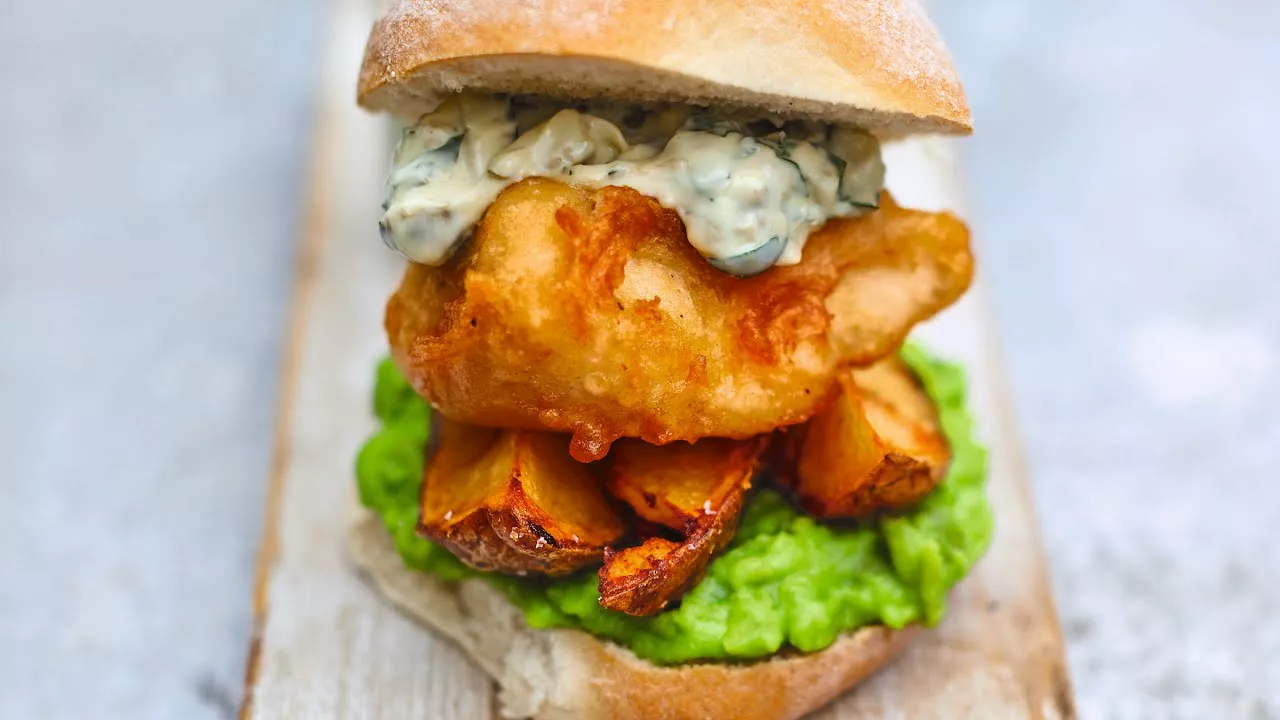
[387,179,972,461]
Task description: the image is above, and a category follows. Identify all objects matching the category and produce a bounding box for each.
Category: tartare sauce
[380,94,884,276]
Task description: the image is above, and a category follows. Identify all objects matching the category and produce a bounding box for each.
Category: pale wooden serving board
[239,1,1075,717]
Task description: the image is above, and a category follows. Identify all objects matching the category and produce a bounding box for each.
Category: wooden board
[239,0,1076,717]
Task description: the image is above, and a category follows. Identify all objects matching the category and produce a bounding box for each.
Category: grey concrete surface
[0,1,1276,719]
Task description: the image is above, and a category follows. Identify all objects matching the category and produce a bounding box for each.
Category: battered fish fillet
[386,179,972,462]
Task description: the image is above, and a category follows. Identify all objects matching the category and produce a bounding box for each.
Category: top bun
[357,0,971,136]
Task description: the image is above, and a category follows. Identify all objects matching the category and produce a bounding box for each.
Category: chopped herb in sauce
[380,94,885,276]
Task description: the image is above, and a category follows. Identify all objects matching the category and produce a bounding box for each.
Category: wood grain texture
[240,0,496,717]
[240,1,1075,717]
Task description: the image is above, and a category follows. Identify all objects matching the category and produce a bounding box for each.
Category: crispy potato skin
[785,357,950,517]
[387,179,972,461]
[419,417,625,575]
[598,490,744,617]
[598,437,763,616]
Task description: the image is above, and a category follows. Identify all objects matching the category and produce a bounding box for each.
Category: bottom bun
[348,513,914,720]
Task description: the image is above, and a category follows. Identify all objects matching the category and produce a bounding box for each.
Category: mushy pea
[354,345,993,665]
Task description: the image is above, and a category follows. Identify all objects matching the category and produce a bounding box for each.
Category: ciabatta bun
[349,513,911,720]
[357,0,970,136]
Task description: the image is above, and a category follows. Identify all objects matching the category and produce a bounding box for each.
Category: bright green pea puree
[355,344,992,664]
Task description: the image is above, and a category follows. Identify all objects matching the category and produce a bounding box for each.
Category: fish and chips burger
[349,1,993,718]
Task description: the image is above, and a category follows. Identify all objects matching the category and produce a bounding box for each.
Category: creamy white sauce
[380,94,885,276]
[379,95,513,265]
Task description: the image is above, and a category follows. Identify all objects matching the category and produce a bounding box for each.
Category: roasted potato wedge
[787,357,950,518]
[607,437,764,533]
[598,437,763,616]
[598,528,732,617]
[419,417,624,575]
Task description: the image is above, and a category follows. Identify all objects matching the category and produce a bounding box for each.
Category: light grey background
[0,2,321,718]
[0,1,1276,719]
